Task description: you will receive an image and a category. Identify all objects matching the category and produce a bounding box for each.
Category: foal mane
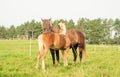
[58,22,66,35]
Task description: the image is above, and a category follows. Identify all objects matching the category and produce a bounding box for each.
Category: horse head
[41,18,54,32]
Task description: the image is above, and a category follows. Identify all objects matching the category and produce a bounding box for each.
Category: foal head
[41,18,54,32]
[58,22,66,35]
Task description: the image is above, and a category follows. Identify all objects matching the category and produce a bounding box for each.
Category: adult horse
[36,23,70,70]
[41,19,86,65]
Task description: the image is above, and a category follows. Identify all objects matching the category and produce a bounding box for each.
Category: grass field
[0,40,120,77]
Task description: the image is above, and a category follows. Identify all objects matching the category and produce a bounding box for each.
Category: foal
[41,18,60,65]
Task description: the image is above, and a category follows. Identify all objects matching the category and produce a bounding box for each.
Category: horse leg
[56,50,60,66]
[79,48,83,64]
[64,47,69,66]
[61,50,66,66]
[36,51,43,69]
[72,45,77,65]
[50,49,55,65]
[79,51,82,64]
[42,48,49,70]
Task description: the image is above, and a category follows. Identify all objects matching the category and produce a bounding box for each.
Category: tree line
[0,18,120,44]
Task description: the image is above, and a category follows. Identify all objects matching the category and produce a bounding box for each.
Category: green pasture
[0,40,120,77]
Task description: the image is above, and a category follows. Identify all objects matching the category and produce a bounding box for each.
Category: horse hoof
[42,69,46,71]
[53,64,56,66]
[80,61,82,65]
[42,68,45,71]
[57,63,61,66]
[64,64,68,66]
[35,66,38,70]
[72,62,76,66]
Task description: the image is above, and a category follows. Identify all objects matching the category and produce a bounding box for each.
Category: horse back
[42,32,70,50]
[42,32,55,47]
[67,29,85,47]
[54,34,70,49]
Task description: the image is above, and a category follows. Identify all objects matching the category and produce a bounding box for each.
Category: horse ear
[41,18,44,22]
[49,18,51,21]
[57,24,60,29]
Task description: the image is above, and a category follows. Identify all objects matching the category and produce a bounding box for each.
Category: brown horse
[36,27,71,70]
[41,19,86,65]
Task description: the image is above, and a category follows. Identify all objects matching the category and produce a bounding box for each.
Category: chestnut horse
[41,19,86,65]
[41,19,61,65]
[36,23,70,70]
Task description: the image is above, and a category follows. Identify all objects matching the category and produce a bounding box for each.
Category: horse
[41,19,86,65]
[41,19,60,65]
[36,23,71,70]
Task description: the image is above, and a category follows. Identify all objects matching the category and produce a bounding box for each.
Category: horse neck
[50,24,60,33]
[49,26,54,32]
[44,24,55,32]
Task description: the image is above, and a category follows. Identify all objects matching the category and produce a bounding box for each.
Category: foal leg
[50,49,55,65]
[56,50,60,66]
[36,51,43,69]
[64,47,69,66]
[61,50,65,66]
[42,48,49,70]
[72,45,77,65]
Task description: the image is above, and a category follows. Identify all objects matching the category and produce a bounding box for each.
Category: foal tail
[38,34,44,52]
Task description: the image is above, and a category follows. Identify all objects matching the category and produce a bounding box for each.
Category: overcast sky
[0,0,120,27]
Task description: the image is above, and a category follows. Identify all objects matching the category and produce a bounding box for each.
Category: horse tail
[38,34,44,52]
[77,30,86,59]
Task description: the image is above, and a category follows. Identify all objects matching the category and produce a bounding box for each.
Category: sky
[0,0,120,27]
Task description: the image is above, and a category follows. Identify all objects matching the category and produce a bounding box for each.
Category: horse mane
[57,22,66,35]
